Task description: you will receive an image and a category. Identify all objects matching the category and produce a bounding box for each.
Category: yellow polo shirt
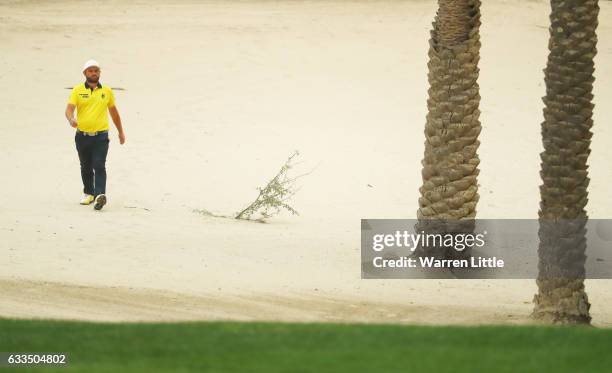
[68,83,115,132]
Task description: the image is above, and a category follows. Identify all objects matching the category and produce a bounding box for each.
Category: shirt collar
[84,81,103,90]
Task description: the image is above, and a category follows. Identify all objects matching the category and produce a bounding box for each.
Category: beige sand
[1,0,611,326]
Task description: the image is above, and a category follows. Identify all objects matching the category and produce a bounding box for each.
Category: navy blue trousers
[75,131,109,196]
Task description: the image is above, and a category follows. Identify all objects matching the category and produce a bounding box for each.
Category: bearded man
[65,59,126,210]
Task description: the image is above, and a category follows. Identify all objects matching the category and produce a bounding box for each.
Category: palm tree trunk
[416,0,482,259]
[533,0,599,324]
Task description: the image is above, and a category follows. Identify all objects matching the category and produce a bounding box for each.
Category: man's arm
[109,106,126,145]
[65,104,77,128]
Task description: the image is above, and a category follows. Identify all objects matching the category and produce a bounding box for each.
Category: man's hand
[108,106,125,144]
[66,104,77,128]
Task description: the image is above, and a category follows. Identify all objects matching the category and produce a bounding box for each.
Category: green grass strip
[1,319,611,372]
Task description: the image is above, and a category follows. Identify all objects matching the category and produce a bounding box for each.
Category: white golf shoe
[80,194,94,205]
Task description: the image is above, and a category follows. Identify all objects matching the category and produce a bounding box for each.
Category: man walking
[65,59,125,211]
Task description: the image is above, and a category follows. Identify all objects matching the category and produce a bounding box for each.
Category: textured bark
[533,0,599,325]
[416,0,482,259]
[437,0,473,46]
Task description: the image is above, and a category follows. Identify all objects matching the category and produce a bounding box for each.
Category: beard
[86,76,99,83]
